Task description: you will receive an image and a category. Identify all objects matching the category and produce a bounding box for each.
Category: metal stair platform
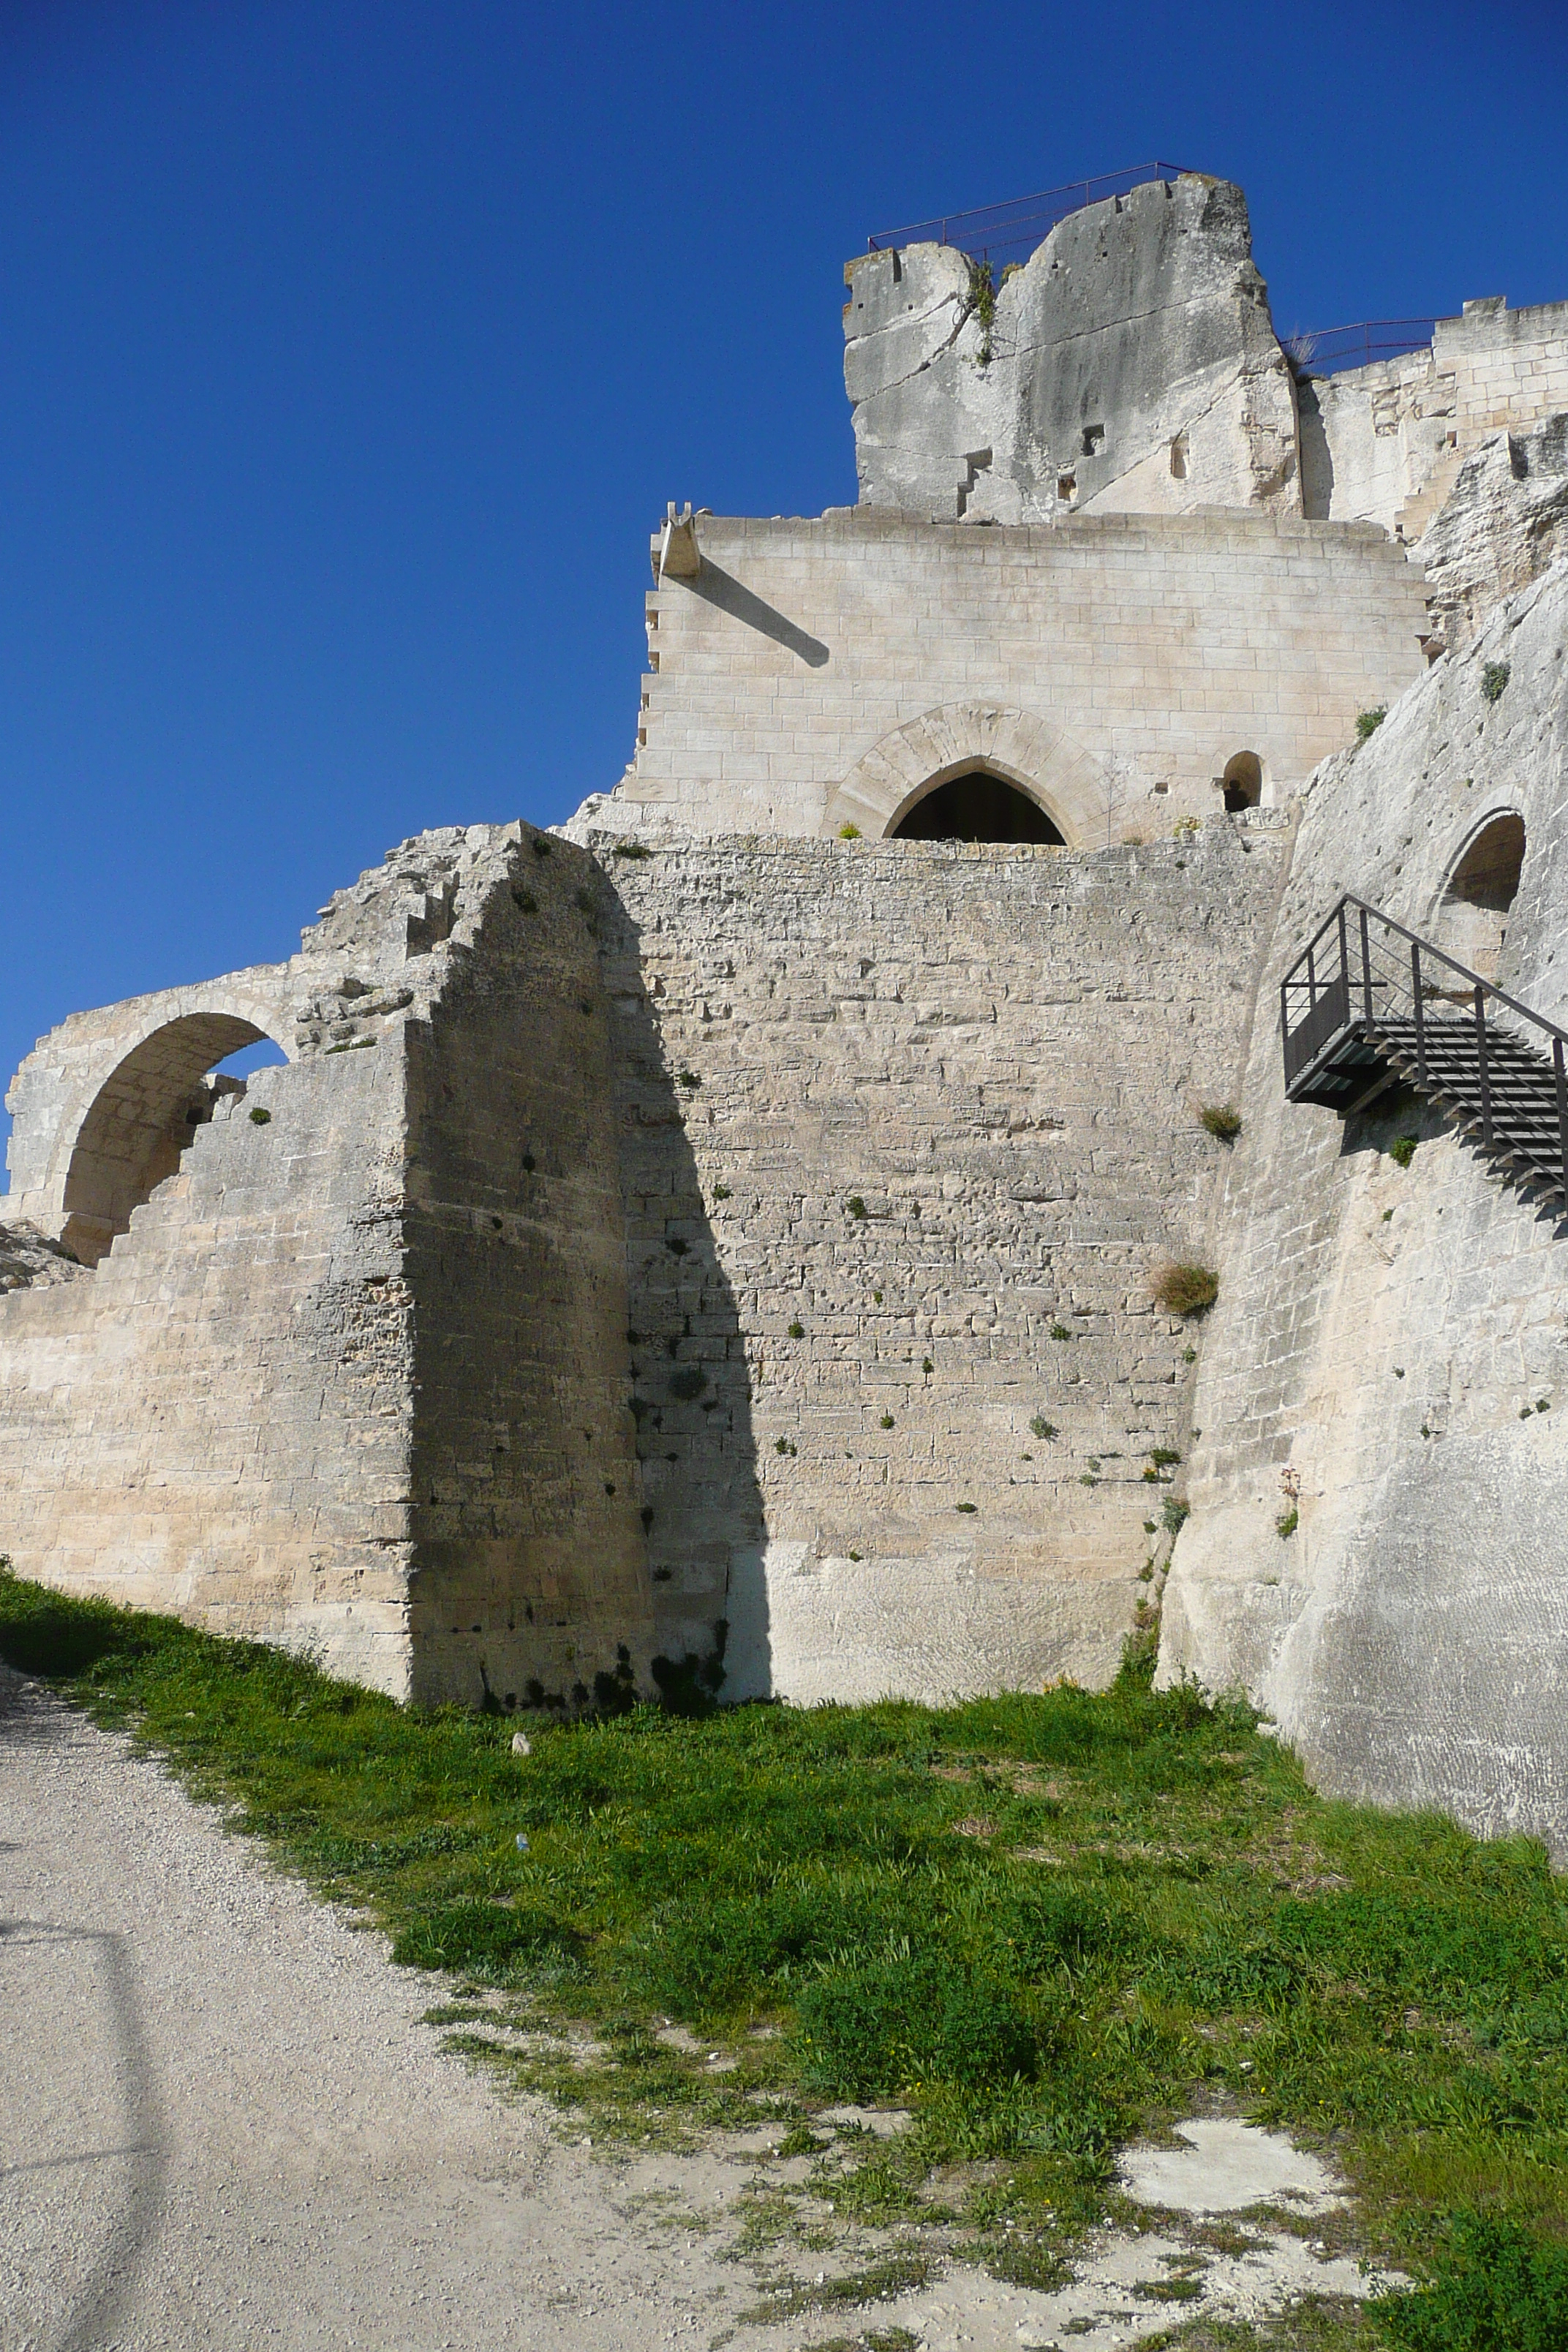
[1282,896,1568,1205]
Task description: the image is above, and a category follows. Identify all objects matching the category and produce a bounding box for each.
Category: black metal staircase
[1281,896,1568,1205]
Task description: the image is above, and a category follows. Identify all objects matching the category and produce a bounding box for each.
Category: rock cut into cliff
[843,173,1300,524]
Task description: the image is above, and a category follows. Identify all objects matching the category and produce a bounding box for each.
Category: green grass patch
[3,1564,1567,2315]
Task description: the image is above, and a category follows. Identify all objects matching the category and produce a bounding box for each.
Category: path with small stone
[1,1666,1398,2352]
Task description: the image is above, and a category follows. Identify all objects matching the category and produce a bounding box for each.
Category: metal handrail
[1281,320,1438,375]
[1281,894,1568,1196]
[867,162,1191,265]
[1282,894,1568,1054]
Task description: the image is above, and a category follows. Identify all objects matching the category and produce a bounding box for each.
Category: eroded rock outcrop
[1419,417,1568,651]
[843,173,1299,524]
[0,1221,88,1294]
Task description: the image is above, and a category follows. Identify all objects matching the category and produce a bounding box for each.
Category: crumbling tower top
[843,170,1299,525]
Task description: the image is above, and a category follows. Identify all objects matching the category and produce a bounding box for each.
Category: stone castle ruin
[6,171,1568,1855]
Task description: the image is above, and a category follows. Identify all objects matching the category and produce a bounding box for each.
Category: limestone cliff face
[1160,562,1568,1858]
[1420,418,1568,651]
[843,174,1299,525]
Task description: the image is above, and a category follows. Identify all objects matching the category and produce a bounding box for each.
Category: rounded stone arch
[1221,750,1264,812]
[59,996,293,1266]
[821,704,1112,848]
[1429,807,1527,981]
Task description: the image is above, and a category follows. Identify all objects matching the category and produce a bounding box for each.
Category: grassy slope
[4,1567,1567,2343]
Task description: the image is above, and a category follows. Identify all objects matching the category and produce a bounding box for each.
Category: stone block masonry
[0,817,1283,1709]
[581,506,1431,842]
[595,822,1285,1703]
[0,823,655,1708]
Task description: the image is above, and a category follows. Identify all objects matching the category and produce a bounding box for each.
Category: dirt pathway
[0,1665,761,2351]
[1,1665,1397,2352]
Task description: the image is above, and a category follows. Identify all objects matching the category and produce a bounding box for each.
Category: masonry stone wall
[399,842,654,1709]
[1301,296,1568,545]
[0,823,660,1708]
[594,823,1285,1704]
[579,509,1430,841]
[0,1041,420,1692]
[1160,561,1568,1858]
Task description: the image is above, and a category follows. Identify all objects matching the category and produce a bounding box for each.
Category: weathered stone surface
[844,175,1298,525]
[1160,560,1568,1858]
[0,1221,88,1294]
[573,506,1431,842]
[0,822,655,1708]
[1300,294,1568,545]
[0,816,1281,1709]
[595,825,1283,1702]
[1418,418,1568,650]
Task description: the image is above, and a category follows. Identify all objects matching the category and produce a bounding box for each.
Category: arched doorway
[1221,751,1263,813]
[1436,812,1526,980]
[61,1012,287,1265]
[888,766,1066,844]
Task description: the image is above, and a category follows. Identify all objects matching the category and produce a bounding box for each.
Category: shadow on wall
[682,560,831,668]
[601,879,770,1708]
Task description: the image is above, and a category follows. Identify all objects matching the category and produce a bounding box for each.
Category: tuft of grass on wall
[3,1564,1568,2302]
[1153,1263,1219,1316]
[1199,1103,1243,1141]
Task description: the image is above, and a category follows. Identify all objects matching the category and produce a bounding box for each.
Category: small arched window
[1221,752,1262,813]
[889,766,1064,845]
[1436,812,1526,981]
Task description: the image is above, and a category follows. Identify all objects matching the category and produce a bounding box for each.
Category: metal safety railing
[864,178,1445,383]
[1282,320,1438,374]
[867,162,1191,271]
[1281,894,1568,1194]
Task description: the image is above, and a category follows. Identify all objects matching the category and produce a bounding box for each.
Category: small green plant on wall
[1482,660,1511,704]
[1199,1103,1242,1140]
[1357,706,1387,742]
[965,257,996,365]
[1153,1263,1218,1316]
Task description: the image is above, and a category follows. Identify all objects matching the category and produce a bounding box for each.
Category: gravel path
[0,1666,756,2352]
[1,1664,1395,2352]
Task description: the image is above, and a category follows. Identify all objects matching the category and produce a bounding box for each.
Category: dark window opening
[1081,423,1105,457]
[1447,812,1526,913]
[1438,812,1526,979]
[891,769,1065,845]
[1222,751,1263,813]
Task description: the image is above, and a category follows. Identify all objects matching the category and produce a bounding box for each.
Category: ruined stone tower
[6,171,1568,1857]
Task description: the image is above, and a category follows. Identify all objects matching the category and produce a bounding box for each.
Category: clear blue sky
[3,0,1567,1131]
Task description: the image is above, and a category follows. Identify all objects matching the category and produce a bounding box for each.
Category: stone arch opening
[61,1011,287,1266]
[1221,751,1263,813]
[888,765,1066,845]
[1436,811,1526,981]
